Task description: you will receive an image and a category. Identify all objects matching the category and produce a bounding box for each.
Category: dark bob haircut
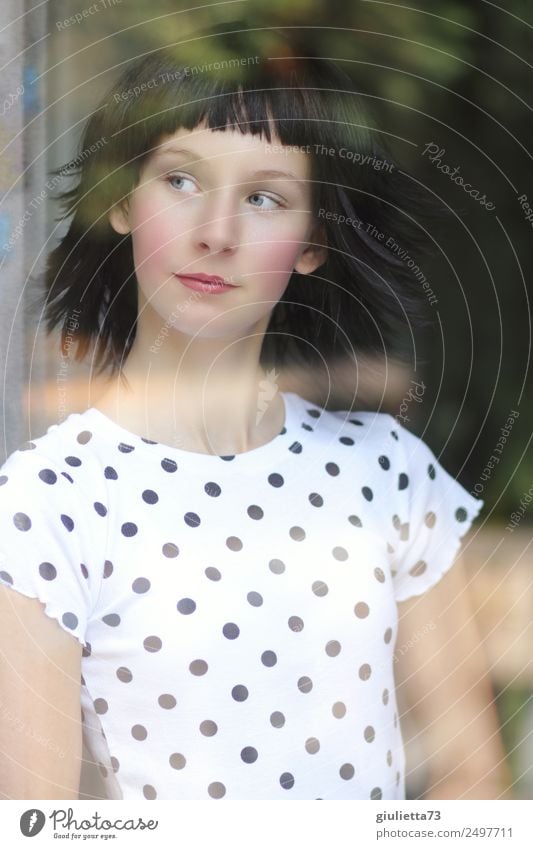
[36,20,440,379]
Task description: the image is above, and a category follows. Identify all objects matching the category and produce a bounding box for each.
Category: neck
[92,310,285,455]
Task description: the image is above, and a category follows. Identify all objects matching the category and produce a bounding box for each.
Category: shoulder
[0,411,109,507]
[291,392,397,448]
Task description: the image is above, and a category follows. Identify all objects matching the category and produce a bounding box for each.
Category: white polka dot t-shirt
[0,391,484,800]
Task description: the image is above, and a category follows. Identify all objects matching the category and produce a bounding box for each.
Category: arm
[0,585,82,799]
[394,555,513,799]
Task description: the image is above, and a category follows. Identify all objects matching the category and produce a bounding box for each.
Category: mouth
[177,272,234,285]
[174,273,237,294]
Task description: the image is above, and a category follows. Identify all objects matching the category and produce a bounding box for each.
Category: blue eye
[248,193,282,210]
[165,175,284,210]
[166,174,196,192]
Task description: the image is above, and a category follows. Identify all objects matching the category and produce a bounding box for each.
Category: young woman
[0,23,505,801]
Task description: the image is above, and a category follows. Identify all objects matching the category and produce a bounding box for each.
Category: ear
[293,222,328,275]
[108,198,131,235]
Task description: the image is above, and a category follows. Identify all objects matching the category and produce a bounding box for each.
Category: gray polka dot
[241,746,258,763]
[371,786,383,799]
[297,676,313,694]
[103,560,113,578]
[13,512,31,531]
[305,737,320,754]
[374,567,386,583]
[177,597,196,615]
[332,701,346,718]
[205,566,221,581]
[354,602,370,618]
[0,571,13,584]
[169,753,186,770]
[269,559,285,574]
[384,627,393,643]
[132,577,150,593]
[62,612,78,630]
[332,546,348,561]
[359,663,371,680]
[289,526,305,541]
[131,724,147,740]
[231,685,248,701]
[158,694,176,709]
[387,749,393,766]
[143,784,156,799]
[39,562,57,581]
[247,591,263,607]
[312,580,328,596]
[208,781,226,798]
[102,613,120,627]
[226,536,243,551]
[94,698,108,714]
[364,725,375,742]
[270,711,285,728]
[288,616,304,632]
[261,650,277,667]
[223,622,239,639]
[280,772,294,789]
[116,667,132,683]
[382,688,389,705]
[200,720,217,737]
[143,635,162,653]
[425,511,436,528]
[409,559,427,577]
[121,521,137,537]
[142,489,158,505]
[39,469,57,485]
[183,511,201,529]
[340,763,355,780]
[162,543,179,558]
[325,640,341,657]
[247,505,264,520]
[189,659,208,676]
[161,458,177,473]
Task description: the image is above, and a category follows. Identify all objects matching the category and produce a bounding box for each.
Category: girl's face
[108,121,327,341]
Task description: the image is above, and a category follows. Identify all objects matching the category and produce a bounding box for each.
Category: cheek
[129,195,182,270]
[249,221,308,287]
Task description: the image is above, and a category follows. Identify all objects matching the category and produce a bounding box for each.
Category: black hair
[35,20,440,380]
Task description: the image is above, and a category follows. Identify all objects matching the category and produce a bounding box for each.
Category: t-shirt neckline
[78,391,304,470]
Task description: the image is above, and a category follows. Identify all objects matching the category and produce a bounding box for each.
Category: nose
[193,188,239,256]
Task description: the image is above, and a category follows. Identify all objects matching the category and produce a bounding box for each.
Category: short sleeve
[387,416,484,603]
[0,446,105,646]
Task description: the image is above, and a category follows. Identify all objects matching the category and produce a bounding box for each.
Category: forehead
[146,121,312,179]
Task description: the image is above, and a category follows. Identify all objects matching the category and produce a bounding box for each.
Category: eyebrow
[150,146,307,186]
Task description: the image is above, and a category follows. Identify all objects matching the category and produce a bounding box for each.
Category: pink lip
[175,274,236,294]
[178,273,233,285]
